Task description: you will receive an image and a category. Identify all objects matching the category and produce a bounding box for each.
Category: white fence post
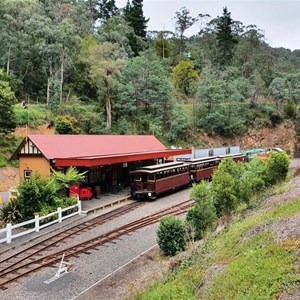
[78,199,82,215]
[58,207,62,223]
[7,223,12,244]
[35,214,40,232]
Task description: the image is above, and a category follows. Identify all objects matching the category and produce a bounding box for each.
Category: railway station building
[12,134,191,195]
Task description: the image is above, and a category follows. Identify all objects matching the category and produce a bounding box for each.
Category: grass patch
[207,233,297,300]
[14,104,52,127]
[134,262,203,300]
[133,198,300,300]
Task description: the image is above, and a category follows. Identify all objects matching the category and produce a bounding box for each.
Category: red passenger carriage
[130,161,190,200]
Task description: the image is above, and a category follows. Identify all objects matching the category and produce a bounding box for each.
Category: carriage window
[148,174,155,181]
[134,174,141,181]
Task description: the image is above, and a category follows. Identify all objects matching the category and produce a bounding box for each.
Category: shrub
[211,158,245,217]
[157,216,187,256]
[55,115,81,134]
[264,151,290,185]
[0,200,22,225]
[16,174,57,221]
[186,201,218,239]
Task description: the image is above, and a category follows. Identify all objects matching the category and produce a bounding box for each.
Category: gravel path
[0,187,191,300]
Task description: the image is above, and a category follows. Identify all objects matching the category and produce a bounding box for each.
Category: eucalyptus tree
[97,15,145,57]
[173,7,198,54]
[0,69,17,134]
[153,31,174,59]
[87,42,126,129]
[0,0,41,78]
[269,77,290,108]
[117,50,173,134]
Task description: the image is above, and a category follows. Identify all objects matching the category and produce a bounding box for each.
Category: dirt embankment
[0,167,19,192]
[199,123,296,156]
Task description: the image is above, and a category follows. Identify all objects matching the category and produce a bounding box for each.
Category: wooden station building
[12,134,191,194]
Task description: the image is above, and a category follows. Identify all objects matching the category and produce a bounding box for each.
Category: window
[24,170,32,179]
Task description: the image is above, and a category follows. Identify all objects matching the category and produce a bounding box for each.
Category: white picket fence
[0,200,82,244]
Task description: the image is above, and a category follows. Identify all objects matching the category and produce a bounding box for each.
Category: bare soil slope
[0,167,19,192]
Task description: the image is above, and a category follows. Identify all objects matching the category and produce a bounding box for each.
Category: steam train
[130,153,245,200]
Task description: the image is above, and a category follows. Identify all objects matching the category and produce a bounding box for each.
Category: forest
[1,0,300,148]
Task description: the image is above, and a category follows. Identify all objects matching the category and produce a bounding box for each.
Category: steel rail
[0,200,194,289]
[0,201,145,272]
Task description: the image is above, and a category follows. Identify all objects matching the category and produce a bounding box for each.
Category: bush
[55,115,81,134]
[264,151,290,185]
[0,200,22,225]
[186,201,218,240]
[16,174,57,221]
[157,216,187,256]
[211,158,245,217]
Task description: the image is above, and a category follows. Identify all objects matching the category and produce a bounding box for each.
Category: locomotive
[130,153,245,200]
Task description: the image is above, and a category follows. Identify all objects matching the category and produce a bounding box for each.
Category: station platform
[80,187,133,214]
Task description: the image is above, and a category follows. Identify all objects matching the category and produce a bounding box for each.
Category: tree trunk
[46,63,53,106]
[60,50,64,104]
[6,47,11,76]
[104,79,112,129]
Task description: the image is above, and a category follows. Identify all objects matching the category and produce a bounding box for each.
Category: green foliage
[0,69,17,134]
[154,32,173,58]
[0,134,21,167]
[123,0,149,39]
[14,104,52,127]
[187,181,218,239]
[55,115,81,134]
[51,167,87,197]
[157,216,187,256]
[168,103,192,143]
[211,158,245,217]
[269,77,290,106]
[209,232,296,299]
[16,174,57,221]
[186,201,218,240]
[264,151,290,186]
[172,60,199,96]
[0,200,22,225]
[215,7,237,66]
[284,100,297,119]
[136,197,300,300]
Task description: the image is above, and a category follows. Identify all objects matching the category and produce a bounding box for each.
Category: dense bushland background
[1,0,300,165]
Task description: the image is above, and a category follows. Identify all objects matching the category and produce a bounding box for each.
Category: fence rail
[0,199,82,244]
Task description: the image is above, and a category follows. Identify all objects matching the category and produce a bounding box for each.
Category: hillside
[87,161,300,300]
[200,122,297,156]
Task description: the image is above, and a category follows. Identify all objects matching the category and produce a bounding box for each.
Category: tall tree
[215,7,237,66]
[0,69,17,134]
[173,7,198,54]
[87,42,126,129]
[117,50,173,134]
[98,0,118,23]
[123,0,149,38]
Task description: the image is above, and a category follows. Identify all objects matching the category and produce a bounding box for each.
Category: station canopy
[12,134,191,167]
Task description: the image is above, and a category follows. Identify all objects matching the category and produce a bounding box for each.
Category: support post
[6,223,12,244]
[58,207,62,223]
[78,199,82,215]
[35,213,40,232]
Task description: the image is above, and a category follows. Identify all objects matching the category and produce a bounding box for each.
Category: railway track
[0,199,194,290]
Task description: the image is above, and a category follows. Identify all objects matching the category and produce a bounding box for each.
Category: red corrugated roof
[28,134,168,159]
